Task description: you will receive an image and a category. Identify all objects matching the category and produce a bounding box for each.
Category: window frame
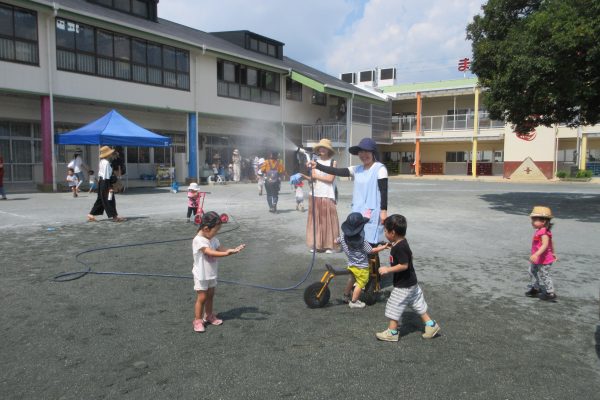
[55,17,190,91]
[216,58,280,106]
[0,2,39,66]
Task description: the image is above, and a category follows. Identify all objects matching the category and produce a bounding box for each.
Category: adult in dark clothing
[87,146,126,222]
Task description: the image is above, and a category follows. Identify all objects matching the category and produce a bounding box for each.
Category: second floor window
[217,59,280,106]
[0,2,38,65]
[286,77,302,101]
[56,18,190,90]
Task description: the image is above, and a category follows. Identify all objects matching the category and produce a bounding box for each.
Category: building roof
[381,77,479,98]
[27,0,381,102]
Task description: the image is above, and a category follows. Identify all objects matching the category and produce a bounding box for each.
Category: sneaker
[193,319,205,333]
[422,322,441,339]
[203,314,223,326]
[539,292,557,302]
[348,300,366,309]
[342,293,351,304]
[325,249,333,254]
[525,287,540,297]
[376,329,399,342]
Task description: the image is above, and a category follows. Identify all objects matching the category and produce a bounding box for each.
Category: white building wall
[503,125,556,162]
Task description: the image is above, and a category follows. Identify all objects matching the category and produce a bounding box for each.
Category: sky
[159,0,486,84]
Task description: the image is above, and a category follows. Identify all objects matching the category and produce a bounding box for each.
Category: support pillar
[415,92,422,176]
[471,87,480,177]
[40,96,53,186]
[580,132,588,171]
[188,112,197,180]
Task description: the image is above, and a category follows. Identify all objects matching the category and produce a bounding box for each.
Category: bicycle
[303,253,383,308]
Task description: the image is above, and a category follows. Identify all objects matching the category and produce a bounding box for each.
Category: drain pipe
[48,5,58,192]
[281,68,291,168]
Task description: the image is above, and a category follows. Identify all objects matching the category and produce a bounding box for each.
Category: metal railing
[302,123,347,144]
[392,112,505,133]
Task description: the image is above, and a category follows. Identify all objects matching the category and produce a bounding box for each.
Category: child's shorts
[385,284,428,321]
[347,266,369,289]
[194,278,217,291]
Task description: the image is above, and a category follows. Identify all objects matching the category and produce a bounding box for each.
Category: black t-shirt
[389,239,418,288]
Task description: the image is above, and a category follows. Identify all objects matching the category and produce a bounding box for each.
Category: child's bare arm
[207,243,246,257]
[371,243,390,254]
[379,262,408,275]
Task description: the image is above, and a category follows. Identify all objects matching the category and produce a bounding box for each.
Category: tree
[466,0,600,133]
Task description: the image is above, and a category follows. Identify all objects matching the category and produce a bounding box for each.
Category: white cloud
[158,0,485,83]
[327,0,485,82]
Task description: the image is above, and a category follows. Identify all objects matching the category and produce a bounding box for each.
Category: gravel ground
[1,179,599,399]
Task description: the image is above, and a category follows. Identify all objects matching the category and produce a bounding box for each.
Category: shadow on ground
[480,192,600,222]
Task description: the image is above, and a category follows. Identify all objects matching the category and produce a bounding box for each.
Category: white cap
[188,182,199,191]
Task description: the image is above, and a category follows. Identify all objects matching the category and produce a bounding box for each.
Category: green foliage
[556,170,567,178]
[575,169,593,178]
[467,0,600,134]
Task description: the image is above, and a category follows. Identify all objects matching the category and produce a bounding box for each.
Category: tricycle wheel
[303,282,330,308]
[362,278,377,305]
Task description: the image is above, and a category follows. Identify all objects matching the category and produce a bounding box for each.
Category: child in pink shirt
[526,206,557,301]
[187,182,200,223]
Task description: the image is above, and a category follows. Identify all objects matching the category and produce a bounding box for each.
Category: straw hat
[313,138,334,154]
[99,146,115,159]
[530,206,553,219]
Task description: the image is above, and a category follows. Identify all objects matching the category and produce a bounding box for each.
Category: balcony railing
[302,123,347,145]
[393,112,505,133]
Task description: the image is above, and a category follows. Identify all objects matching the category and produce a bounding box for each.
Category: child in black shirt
[376,214,441,342]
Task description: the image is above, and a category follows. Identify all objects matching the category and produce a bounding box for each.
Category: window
[311,90,326,106]
[0,3,38,65]
[493,151,503,162]
[341,73,355,84]
[359,70,373,82]
[216,58,280,105]
[446,151,467,162]
[286,77,302,101]
[245,33,281,59]
[380,68,395,80]
[56,17,190,90]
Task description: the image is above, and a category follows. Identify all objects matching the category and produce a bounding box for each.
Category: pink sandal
[193,319,205,332]
[203,314,223,326]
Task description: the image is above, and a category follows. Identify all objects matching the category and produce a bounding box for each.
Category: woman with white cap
[305,138,340,253]
[87,146,126,222]
[309,137,388,244]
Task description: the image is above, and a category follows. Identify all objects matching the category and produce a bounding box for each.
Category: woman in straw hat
[87,146,126,222]
[526,206,557,301]
[305,138,340,253]
[309,137,388,245]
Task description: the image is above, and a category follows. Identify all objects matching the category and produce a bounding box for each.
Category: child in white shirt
[66,168,79,197]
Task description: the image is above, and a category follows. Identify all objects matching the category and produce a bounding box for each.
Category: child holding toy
[338,212,388,309]
[192,211,245,333]
[376,214,441,342]
[526,206,558,301]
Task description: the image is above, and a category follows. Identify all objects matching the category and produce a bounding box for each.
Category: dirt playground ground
[1,179,599,399]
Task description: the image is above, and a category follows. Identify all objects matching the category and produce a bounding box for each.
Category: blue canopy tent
[55,109,171,147]
[55,110,173,189]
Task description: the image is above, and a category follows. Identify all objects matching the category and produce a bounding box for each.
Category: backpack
[265,161,280,183]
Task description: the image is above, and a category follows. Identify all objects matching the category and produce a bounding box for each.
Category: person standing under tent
[67,150,88,194]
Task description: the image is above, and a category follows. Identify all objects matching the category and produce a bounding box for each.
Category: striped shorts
[384,284,428,321]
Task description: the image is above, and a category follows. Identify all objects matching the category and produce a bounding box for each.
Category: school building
[0,0,387,191]
[341,70,600,180]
